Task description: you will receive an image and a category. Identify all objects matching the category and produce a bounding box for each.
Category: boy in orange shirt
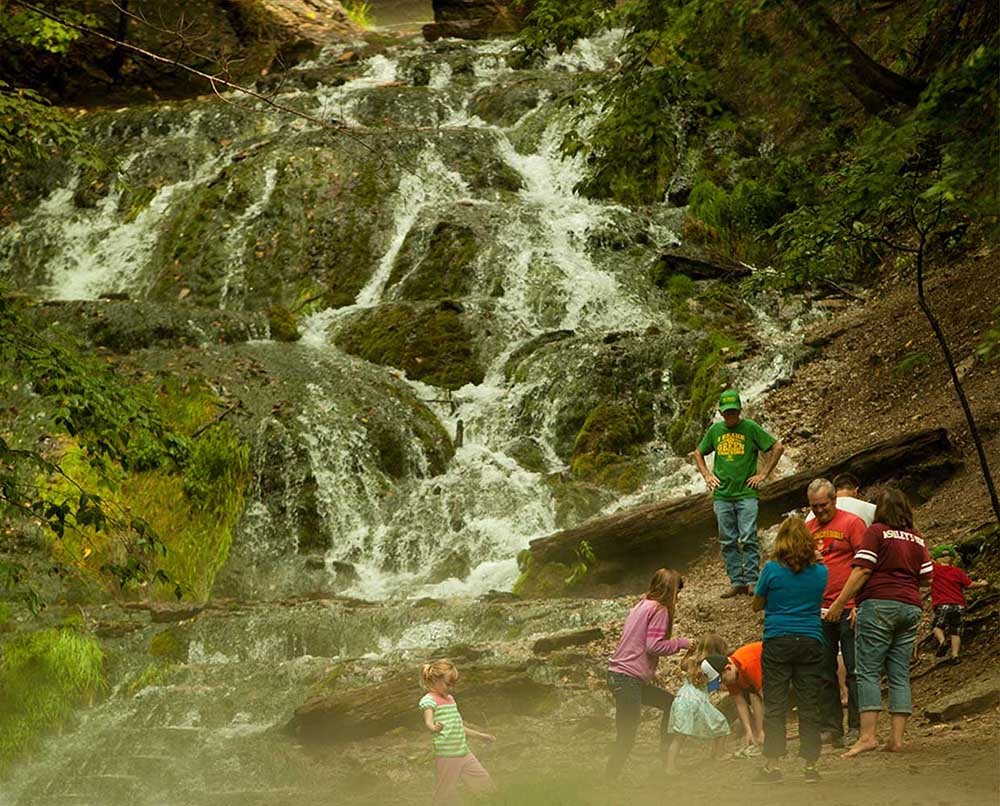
[706,641,764,755]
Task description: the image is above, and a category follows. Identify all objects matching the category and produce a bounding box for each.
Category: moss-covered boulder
[386,219,480,302]
[334,301,485,389]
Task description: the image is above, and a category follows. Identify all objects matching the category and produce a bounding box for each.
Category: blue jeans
[713,498,760,586]
[855,598,922,714]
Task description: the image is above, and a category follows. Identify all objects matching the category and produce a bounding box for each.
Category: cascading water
[0,25,814,805]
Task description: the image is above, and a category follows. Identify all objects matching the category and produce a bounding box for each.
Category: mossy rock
[502,329,574,382]
[350,85,452,128]
[335,301,485,390]
[507,436,549,473]
[387,220,479,301]
[267,305,301,342]
[543,475,614,530]
[512,559,574,598]
[149,628,188,662]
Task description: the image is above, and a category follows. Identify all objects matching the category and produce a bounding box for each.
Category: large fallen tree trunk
[287,662,555,744]
[520,428,958,597]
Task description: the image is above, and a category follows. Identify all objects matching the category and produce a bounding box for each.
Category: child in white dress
[665,635,730,773]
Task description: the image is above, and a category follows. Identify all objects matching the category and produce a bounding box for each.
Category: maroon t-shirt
[852,524,933,607]
[931,563,972,607]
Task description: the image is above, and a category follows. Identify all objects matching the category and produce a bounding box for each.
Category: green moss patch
[0,627,105,768]
[387,221,479,301]
[335,302,485,390]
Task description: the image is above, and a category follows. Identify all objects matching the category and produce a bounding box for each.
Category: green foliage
[0,7,104,169]
[520,1,997,285]
[772,44,999,286]
[342,1,375,29]
[894,351,931,376]
[687,175,792,261]
[0,6,93,53]
[564,540,596,587]
[517,0,617,56]
[1,294,175,604]
[978,307,1000,362]
[0,626,105,768]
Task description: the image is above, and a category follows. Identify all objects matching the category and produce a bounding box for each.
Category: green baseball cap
[931,544,956,559]
[718,389,742,412]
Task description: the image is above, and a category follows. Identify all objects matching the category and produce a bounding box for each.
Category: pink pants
[432,753,493,805]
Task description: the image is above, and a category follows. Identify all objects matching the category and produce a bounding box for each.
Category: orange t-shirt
[724,641,763,695]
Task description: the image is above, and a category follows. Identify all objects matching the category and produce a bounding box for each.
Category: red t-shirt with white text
[808,509,866,607]
[931,563,972,607]
[852,524,932,607]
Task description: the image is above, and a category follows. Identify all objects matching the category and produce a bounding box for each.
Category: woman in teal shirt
[752,517,827,783]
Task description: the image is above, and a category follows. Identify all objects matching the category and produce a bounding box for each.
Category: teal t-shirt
[754,560,827,643]
[697,418,777,500]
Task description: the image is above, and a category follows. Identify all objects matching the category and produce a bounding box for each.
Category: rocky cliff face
[423,0,530,41]
[1,0,361,104]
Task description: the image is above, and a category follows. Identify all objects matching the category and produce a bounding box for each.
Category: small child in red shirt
[930,544,987,661]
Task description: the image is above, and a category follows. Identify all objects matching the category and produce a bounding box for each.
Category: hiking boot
[720,585,749,599]
[804,765,821,783]
[754,765,783,784]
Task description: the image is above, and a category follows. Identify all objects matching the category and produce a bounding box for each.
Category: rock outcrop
[287,662,555,743]
[3,0,361,104]
[423,0,530,42]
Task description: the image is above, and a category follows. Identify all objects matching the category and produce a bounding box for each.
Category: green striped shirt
[419,693,469,757]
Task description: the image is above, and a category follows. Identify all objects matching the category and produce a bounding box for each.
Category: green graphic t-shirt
[419,692,469,757]
[698,418,777,501]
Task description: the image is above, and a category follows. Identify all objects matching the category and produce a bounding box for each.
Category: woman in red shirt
[824,488,932,758]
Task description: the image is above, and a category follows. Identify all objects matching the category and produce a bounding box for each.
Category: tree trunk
[522,429,958,596]
[915,235,1000,523]
[782,0,925,112]
[108,0,130,81]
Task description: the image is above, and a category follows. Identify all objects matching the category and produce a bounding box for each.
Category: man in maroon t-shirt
[806,478,866,746]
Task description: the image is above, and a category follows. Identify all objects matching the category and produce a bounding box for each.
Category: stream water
[0,21,808,805]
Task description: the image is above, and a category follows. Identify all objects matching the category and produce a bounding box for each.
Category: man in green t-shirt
[693,389,784,598]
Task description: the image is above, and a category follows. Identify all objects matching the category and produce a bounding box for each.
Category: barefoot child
[664,635,731,773]
[419,659,495,805]
[930,545,987,661]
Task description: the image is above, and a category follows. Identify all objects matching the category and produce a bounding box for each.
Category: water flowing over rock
[2,30,808,603]
[0,26,824,805]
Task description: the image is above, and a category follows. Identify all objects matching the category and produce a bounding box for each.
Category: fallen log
[287,662,555,744]
[521,428,958,596]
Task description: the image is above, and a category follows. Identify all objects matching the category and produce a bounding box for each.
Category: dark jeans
[606,670,674,777]
[762,635,824,764]
[821,612,859,738]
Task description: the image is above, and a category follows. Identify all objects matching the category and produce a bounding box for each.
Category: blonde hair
[681,633,727,685]
[420,659,459,690]
[773,516,816,573]
[644,568,683,638]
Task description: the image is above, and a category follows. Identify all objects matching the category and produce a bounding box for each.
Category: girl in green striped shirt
[419,659,495,804]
